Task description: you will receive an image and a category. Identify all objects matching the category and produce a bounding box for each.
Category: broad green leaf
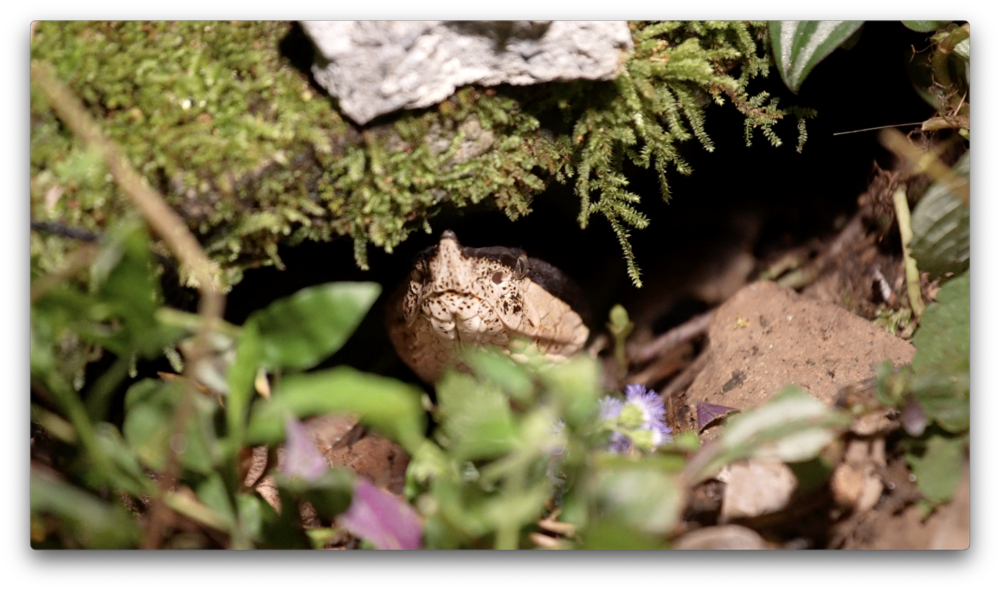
[122,379,219,474]
[247,282,380,371]
[31,472,142,548]
[586,462,684,536]
[92,422,157,497]
[904,434,966,506]
[246,367,426,454]
[459,347,534,402]
[912,271,969,376]
[436,371,518,461]
[693,386,852,481]
[579,520,668,550]
[910,153,969,279]
[909,272,969,432]
[87,223,178,359]
[769,21,865,93]
[196,472,237,531]
[909,372,970,433]
[537,355,602,427]
[902,21,953,33]
[276,468,354,518]
[226,321,263,448]
[236,493,265,543]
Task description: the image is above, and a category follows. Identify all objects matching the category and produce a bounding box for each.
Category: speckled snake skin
[387,231,589,383]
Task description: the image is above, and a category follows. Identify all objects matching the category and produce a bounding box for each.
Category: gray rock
[301,21,633,125]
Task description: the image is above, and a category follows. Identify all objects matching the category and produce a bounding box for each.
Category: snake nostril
[491,271,504,284]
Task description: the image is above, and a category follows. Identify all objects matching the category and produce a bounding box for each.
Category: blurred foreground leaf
[339,478,423,550]
[584,458,685,536]
[903,433,966,512]
[247,282,380,371]
[122,379,219,474]
[690,386,851,481]
[31,472,142,548]
[247,367,426,453]
[909,271,970,432]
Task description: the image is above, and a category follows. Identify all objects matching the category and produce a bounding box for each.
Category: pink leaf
[281,416,328,481]
[339,478,423,550]
[697,402,738,431]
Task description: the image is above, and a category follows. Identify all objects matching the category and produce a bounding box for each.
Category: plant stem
[892,186,926,318]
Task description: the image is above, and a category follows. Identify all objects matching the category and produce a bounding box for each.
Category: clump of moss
[31,21,812,288]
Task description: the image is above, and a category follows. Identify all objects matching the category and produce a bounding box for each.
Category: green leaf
[769,21,865,93]
[246,282,380,371]
[436,371,519,461]
[275,468,355,518]
[195,472,237,531]
[579,520,668,550]
[31,472,142,548]
[459,347,534,403]
[537,355,602,428]
[236,492,265,543]
[910,153,969,279]
[904,434,966,507]
[909,272,969,432]
[909,372,969,433]
[246,367,426,454]
[226,321,263,448]
[92,422,157,497]
[902,21,953,33]
[694,386,852,481]
[585,461,684,536]
[912,272,969,376]
[953,38,970,61]
[122,379,219,474]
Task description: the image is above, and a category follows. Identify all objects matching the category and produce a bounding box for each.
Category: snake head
[388,230,589,383]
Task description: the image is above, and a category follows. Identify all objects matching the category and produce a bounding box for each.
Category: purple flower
[339,478,423,550]
[599,384,673,454]
[281,416,328,481]
[624,384,672,446]
[599,396,624,420]
[598,396,630,453]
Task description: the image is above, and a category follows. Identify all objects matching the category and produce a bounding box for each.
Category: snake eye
[410,264,427,283]
[514,254,528,280]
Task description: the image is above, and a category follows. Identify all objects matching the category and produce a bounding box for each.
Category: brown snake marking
[387,230,590,383]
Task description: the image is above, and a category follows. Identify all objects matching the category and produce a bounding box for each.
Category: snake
[387,230,590,383]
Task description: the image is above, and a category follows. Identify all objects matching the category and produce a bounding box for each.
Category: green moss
[31,21,812,288]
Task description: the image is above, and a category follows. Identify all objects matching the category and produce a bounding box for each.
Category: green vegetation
[30,20,971,549]
[29,228,853,548]
[31,21,811,288]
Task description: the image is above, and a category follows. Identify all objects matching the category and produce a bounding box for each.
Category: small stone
[301,21,633,125]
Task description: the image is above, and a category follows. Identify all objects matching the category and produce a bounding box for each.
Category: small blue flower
[599,384,673,454]
[597,396,630,453]
[599,396,624,420]
[624,383,672,447]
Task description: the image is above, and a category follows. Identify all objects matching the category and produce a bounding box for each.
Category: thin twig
[660,348,710,400]
[776,212,865,291]
[630,309,714,365]
[831,122,925,136]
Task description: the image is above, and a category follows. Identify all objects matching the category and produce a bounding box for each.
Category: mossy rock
[31,21,806,288]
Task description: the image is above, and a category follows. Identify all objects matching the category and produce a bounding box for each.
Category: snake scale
[387,230,590,383]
